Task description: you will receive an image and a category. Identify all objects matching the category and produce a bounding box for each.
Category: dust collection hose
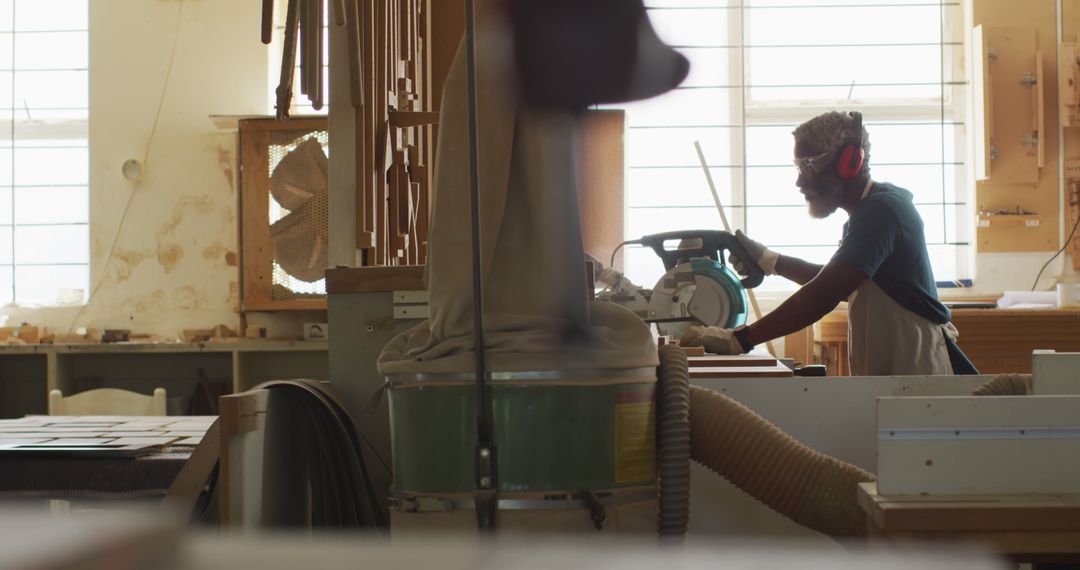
[656,345,691,540]
[660,345,876,539]
[971,373,1031,396]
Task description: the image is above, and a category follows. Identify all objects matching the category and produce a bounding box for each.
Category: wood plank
[239,125,273,305]
[688,355,779,368]
[241,299,328,311]
[325,265,424,293]
[576,110,626,270]
[784,326,814,365]
[859,482,1080,533]
[688,365,793,378]
[239,118,328,132]
[389,110,439,128]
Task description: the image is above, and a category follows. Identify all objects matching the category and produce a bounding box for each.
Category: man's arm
[742,259,867,348]
[775,255,823,286]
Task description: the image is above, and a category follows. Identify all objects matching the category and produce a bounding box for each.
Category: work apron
[846,278,954,376]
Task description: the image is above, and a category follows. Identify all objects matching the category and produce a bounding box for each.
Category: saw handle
[637,230,765,289]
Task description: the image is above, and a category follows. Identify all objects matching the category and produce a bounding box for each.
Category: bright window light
[612,0,969,291]
[0,0,90,306]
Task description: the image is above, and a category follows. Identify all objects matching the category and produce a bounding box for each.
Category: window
[1,0,90,306]
[616,0,968,291]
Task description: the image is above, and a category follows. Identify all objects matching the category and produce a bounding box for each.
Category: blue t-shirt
[832,182,951,324]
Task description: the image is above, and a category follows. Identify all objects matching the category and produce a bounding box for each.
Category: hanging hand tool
[313,0,325,110]
[261,0,274,44]
[275,0,300,120]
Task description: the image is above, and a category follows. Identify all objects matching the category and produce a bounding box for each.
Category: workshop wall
[0,1,269,337]
[970,0,1078,292]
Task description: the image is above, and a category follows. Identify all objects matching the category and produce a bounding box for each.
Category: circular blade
[687,273,731,327]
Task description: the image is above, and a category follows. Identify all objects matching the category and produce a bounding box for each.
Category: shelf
[0,341,329,418]
[0,340,327,355]
[976,213,1041,227]
[242,299,328,311]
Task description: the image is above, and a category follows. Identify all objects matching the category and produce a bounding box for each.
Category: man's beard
[803,173,844,219]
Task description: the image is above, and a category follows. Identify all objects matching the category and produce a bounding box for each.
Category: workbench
[809,308,1080,375]
[857,482,1080,564]
[0,415,215,502]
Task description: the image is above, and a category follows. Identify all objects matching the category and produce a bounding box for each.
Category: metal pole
[464,0,497,531]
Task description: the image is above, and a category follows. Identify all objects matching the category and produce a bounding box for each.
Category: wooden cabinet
[799,308,1080,375]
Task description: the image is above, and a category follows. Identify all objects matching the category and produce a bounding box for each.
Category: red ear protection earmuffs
[836,111,865,179]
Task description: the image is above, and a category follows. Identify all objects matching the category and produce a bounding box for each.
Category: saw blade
[646,261,734,336]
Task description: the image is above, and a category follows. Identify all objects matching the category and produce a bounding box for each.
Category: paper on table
[0,438,49,446]
[997,291,1058,308]
[103,432,173,438]
[26,438,116,446]
[108,437,177,446]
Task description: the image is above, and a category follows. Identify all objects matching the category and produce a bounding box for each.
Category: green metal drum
[386,367,658,495]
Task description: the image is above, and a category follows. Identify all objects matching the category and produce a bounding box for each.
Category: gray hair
[793,111,871,172]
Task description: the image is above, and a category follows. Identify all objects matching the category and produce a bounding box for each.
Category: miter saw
[595,230,765,337]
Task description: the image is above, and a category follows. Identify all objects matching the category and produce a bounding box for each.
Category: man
[680,111,976,376]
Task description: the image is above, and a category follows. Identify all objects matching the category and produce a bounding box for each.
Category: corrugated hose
[656,345,691,541]
[971,373,1031,396]
[687,384,875,538]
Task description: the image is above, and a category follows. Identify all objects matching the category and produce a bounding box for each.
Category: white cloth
[846,279,953,376]
[378,3,657,375]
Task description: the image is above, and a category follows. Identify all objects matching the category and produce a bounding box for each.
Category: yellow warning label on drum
[614,392,656,484]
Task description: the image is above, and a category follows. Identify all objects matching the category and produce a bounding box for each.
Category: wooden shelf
[976,213,1042,227]
[242,299,327,311]
[0,340,327,355]
[0,341,329,418]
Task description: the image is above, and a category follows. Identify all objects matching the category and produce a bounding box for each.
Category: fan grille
[267,129,329,300]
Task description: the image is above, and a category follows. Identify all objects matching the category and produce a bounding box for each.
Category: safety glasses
[793,149,836,177]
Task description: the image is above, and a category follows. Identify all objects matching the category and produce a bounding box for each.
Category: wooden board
[858,482,1080,533]
[0,326,45,343]
[1064,1,1080,268]
[688,364,793,378]
[688,355,779,368]
[239,125,273,306]
[576,110,626,270]
[325,265,425,294]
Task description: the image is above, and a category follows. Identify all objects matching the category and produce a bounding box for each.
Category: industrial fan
[269,137,329,283]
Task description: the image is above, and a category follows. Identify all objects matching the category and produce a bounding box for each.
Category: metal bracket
[987,46,998,61]
[990,145,999,161]
[1021,71,1038,86]
[1022,132,1038,154]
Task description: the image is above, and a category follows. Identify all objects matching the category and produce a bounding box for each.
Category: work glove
[679,325,744,355]
[728,230,778,276]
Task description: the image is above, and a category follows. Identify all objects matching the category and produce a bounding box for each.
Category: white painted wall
[975,252,1075,293]
[1,0,269,337]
